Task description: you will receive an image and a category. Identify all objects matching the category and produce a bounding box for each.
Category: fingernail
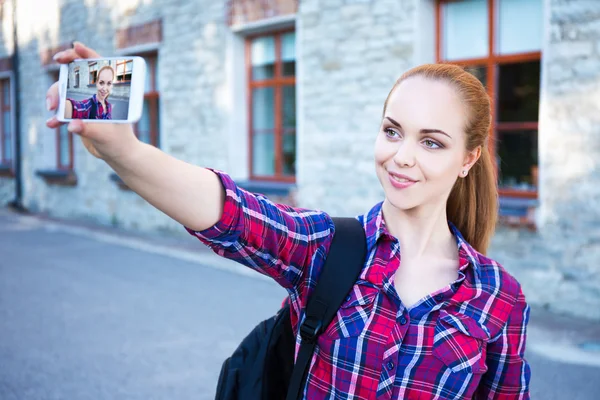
[53,51,63,61]
[46,97,52,111]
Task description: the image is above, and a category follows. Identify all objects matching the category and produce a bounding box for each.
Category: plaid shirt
[187,171,531,400]
[68,94,112,120]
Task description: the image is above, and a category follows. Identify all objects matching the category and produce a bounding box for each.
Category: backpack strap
[90,98,97,119]
[286,217,367,400]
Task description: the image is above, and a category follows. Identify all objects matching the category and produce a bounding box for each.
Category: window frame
[436,0,541,199]
[116,60,133,83]
[246,28,296,183]
[89,62,98,84]
[134,53,160,147]
[0,78,12,167]
[50,71,74,170]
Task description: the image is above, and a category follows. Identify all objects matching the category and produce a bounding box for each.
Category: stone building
[0,0,598,320]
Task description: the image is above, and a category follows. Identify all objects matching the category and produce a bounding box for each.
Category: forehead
[98,69,113,80]
[385,76,467,134]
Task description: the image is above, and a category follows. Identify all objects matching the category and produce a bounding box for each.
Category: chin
[385,195,422,212]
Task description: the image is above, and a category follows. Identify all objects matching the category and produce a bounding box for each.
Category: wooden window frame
[116,60,133,83]
[56,125,74,171]
[436,0,540,199]
[51,71,74,170]
[246,28,296,183]
[0,78,12,166]
[134,53,159,147]
[74,67,80,88]
[89,62,98,84]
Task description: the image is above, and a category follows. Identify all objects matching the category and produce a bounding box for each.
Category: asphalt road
[0,210,598,399]
[66,91,129,120]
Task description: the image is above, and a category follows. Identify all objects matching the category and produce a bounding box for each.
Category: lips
[388,171,418,189]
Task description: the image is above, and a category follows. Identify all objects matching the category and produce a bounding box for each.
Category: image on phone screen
[58,57,145,123]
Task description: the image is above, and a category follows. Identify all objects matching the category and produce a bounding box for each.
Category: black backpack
[215,217,367,400]
[90,99,97,119]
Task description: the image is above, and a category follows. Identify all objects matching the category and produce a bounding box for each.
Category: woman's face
[96,69,113,101]
[375,76,479,212]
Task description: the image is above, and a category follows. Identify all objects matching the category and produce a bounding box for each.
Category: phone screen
[63,58,136,121]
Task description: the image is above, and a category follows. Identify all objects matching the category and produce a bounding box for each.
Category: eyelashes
[383,128,444,149]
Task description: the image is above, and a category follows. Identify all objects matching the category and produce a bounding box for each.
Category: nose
[392,139,417,168]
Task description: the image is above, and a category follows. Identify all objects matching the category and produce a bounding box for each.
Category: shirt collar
[91,94,110,107]
[361,202,481,276]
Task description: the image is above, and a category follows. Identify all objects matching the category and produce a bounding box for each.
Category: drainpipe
[9,0,25,212]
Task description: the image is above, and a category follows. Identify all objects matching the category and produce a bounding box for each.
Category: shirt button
[386,361,395,371]
[345,295,351,302]
[399,316,407,325]
[435,294,444,301]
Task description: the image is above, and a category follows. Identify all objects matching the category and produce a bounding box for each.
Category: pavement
[1,207,599,399]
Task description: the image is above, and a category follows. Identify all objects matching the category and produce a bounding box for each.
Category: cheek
[420,154,460,182]
[374,136,395,164]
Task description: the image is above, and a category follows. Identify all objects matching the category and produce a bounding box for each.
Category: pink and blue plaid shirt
[187,171,531,400]
[68,94,112,120]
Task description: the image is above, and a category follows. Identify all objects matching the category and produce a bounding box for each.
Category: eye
[423,139,442,149]
[384,128,400,139]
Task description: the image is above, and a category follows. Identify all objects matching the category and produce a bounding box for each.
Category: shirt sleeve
[476,287,531,399]
[68,98,91,119]
[185,170,333,290]
[105,103,112,120]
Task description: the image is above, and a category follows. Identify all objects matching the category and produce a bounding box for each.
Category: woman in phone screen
[64,65,114,120]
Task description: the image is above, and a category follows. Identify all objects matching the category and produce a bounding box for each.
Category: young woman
[64,65,114,120]
[47,43,530,399]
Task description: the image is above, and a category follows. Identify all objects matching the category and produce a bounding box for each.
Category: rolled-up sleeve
[476,287,531,399]
[185,170,333,290]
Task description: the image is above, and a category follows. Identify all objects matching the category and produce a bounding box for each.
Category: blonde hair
[383,64,498,254]
[97,65,115,82]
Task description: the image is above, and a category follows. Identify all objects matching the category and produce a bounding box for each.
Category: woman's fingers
[54,42,100,64]
[52,43,101,64]
[72,42,101,59]
[46,82,59,111]
[45,115,61,129]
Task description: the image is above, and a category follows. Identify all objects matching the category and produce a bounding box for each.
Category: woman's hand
[45,42,139,161]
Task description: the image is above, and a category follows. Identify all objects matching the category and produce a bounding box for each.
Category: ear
[460,146,482,178]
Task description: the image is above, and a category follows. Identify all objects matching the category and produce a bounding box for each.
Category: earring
[462,170,468,176]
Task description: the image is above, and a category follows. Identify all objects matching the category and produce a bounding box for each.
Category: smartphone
[57,56,146,123]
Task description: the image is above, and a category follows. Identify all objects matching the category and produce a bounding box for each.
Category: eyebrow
[385,116,452,139]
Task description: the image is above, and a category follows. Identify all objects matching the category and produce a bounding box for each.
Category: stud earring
[462,170,468,176]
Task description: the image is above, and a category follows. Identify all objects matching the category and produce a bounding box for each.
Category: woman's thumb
[67,120,86,135]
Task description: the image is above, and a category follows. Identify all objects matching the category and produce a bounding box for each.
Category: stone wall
[297,0,422,217]
[15,0,230,234]
[490,0,600,320]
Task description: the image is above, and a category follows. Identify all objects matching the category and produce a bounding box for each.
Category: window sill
[237,180,296,196]
[0,165,14,178]
[36,169,78,186]
[110,173,132,191]
[498,197,539,231]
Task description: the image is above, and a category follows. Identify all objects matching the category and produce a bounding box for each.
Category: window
[134,54,159,147]
[0,78,12,166]
[89,62,98,84]
[52,71,74,170]
[74,68,80,88]
[437,0,542,198]
[116,60,133,82]
[247,30,296,182]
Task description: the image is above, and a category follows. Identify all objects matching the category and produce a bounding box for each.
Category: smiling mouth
[390,175,414,183]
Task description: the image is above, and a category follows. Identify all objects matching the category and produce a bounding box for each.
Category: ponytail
[446,146,498,254]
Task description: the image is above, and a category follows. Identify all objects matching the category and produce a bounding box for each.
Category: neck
[381,199,456,261]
